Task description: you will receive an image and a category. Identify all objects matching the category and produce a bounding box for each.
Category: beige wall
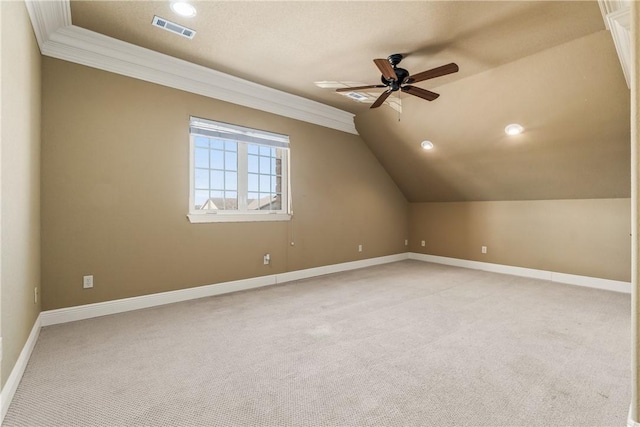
[41,57,409,311]
[409,199,630,282]
[1,2,41,387]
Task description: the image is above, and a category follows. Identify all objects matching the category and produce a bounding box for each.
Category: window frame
[187,117,292,223]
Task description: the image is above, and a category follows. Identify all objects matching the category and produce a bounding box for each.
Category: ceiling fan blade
[371,90,392,109]
[401,85,440,101]
[408,63,459,84]
[373,59,397,81]
[335,85,387,92]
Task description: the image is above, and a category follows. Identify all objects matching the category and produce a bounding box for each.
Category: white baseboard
[34,250,632,327]
[276,253,408,284]
[40,253,409,327]
[40,275,277,327]
[5,251,628,423]
[409,252,631,294]
[37,251,631,327]
[1,314,41,424]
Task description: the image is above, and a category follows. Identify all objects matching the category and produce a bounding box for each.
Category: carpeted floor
[3,260,631,426]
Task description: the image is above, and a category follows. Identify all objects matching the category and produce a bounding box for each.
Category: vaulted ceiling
[67,0,630,202]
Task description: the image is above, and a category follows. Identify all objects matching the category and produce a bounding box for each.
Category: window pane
[194,190,209,209]
[203,198,219,210]
[195,137,209,148]
[222,191,238,210]
[259,146,272,156]
[259,175,271,191]
[248,155,259,173]
[210,139,224,150]
[272,176,279,192]
[259,156,271,174]
[248,173,259,192]
[272,194,282,210]
[195,148,209,168]
[259,193,274,210]
[194,168,209,189]
[211,170,224,190]
[249,193,266,211]
[210,150,224,170]
[248,144,259,155]
[210,190,224,198]
[225,140,237,152]
[225,172,237,190]
[225,152,237,171]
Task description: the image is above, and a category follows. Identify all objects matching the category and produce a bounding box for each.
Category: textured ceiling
[69,1,630,202]
[356,31,630,202]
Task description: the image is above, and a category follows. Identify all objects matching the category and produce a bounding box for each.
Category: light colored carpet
[3,260,630,426]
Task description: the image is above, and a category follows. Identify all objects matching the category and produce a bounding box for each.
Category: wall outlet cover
[83,275,94,289]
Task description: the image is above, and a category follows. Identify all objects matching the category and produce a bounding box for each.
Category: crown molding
[24,0,71,50]
[24,0,357,135]
[597,0,630,29]
[598,0,631,88]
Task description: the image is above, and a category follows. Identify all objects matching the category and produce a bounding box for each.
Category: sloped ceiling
[356,31,630,202]
[67,0,630,202]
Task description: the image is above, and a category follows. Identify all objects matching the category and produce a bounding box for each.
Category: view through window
[189,117,290,222]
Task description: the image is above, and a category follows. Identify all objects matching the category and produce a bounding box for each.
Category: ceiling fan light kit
[337,54,459,109]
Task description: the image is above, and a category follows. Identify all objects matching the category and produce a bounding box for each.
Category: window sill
[187,213,292,223]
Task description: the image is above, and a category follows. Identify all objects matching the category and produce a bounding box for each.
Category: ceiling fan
[337,54,459,109]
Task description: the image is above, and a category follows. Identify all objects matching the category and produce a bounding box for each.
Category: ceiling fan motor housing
[388,53,404,66]
[381,67,409,91]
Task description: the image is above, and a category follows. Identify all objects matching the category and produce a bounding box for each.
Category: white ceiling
[41,1,631,202]
[70,1,607,114]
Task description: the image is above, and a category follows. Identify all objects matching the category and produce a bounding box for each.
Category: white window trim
[187,212,292,223]
[187,117,292,224]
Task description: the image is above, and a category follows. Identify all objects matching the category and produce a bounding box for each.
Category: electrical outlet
[358,244,363,252]
[421,240,426,247]
[481,246,487,254]
[34,287,38,304]
[83,275,94,289]
[263,253,271,265]
[404,239,408,246]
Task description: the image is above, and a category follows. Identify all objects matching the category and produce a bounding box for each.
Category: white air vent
[152,16,196,39]
[346,92,368,101]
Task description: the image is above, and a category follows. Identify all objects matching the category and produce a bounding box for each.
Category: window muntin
[193,137,238,211]
[247,144,283,211]
[189,117,290,222]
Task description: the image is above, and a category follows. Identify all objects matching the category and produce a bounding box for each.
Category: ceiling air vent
[346,92,368,101]
[152,16,196,39]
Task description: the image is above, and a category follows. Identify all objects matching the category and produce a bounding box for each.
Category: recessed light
[505,123,524,136]
[170,2,197,17]
[421,140,434,150]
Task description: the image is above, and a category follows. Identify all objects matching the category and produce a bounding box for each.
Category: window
[188,117,291,223]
